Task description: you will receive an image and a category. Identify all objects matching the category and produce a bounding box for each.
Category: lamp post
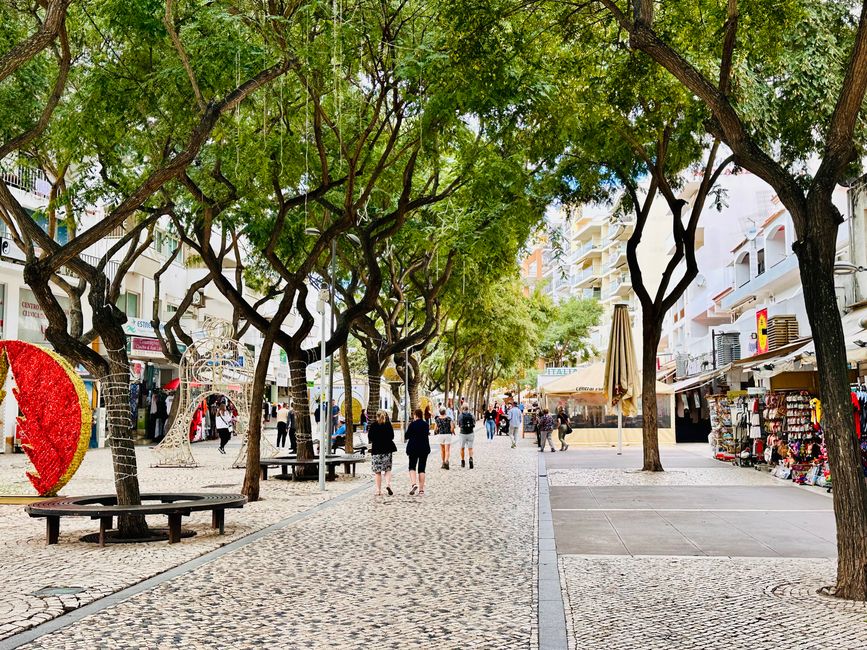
[305,228,361,491]
[316,287,328,491]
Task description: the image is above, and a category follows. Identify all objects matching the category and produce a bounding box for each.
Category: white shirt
[508,406,523,427]
[276,407,290,424]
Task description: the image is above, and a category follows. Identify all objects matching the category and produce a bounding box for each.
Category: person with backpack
[458,404,476,469]
[434,407,455,470]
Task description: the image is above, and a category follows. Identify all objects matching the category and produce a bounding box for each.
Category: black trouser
[409,453,428,474]
[289,427,297,451]
[218,428,231,450]
[276,421,288,447]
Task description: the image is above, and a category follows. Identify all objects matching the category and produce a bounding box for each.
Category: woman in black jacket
[405,408,431,496]
[368,409,397,496]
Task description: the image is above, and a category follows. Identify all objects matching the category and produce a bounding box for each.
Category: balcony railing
[0,164,50,198]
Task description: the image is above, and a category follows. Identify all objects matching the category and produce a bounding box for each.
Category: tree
[537,296,602,368]
[590,0,867,599]
[0,0,294,535]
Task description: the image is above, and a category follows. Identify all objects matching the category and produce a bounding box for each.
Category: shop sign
[128,336,165,359]
[19,288,69,345]
[756,308,768,355]
[122,318,163,338]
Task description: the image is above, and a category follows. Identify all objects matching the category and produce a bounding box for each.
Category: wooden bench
[24,493,247,546]
[259,454,365,481]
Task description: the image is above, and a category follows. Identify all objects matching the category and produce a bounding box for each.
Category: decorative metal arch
[152,318,276,467]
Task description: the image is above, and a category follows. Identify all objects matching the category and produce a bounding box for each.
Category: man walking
[275,403,290,448]
[507,402,523,449]
[458,404,476,468]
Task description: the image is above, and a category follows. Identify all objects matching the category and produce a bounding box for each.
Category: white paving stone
[548,466,780,487]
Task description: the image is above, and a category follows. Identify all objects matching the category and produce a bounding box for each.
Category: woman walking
[405,408,431,496]
[556,406,571,451]
[434,407,455,469]
[368,409,397,496]
[538,408,556,452]
[216,403,234,454]
[484,404,496,440]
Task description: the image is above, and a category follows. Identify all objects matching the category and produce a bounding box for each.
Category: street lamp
[305,227,361,492]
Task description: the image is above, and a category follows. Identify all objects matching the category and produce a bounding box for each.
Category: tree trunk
[242,336,274,502]
[366,350,381,415]
[97,312,148,537]
[339,344,353,453]
[289,358,314,463]
[798,207,867,600]
[408,354,420,413]
[641,314,664,472]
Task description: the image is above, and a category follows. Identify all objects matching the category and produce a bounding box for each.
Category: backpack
[460,413,475,434]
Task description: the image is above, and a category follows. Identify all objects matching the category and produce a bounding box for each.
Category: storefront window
[552,396,672,429]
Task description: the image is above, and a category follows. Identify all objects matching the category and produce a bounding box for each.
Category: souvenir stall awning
[731,338,814,379]
[669,364,732,393]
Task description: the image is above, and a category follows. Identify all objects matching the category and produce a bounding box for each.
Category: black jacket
[368,420,397,455]
[404,419,431,455]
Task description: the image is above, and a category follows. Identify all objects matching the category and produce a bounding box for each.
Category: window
[756,249,766,276]
[154,230,179,257]
[117,291,139,318]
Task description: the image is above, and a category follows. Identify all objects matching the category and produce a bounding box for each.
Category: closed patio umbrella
[603,303,638,455]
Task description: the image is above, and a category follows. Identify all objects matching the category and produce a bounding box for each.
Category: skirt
[371,453,393,473]
[437,433,455,445]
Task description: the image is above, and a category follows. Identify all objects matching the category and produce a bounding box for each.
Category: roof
[541,362,673,396]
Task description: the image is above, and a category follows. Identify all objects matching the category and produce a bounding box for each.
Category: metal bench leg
[46,516,59,545]
[167,514,182,543]
[212,509,225,535]
[343,463,350,475]
[260,466,268,481]
[281,464,288,477]
[327,465,336,481]
[99,516,112,547]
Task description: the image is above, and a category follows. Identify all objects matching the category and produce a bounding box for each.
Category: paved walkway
[5,434,867,649]
[2,431,538,649]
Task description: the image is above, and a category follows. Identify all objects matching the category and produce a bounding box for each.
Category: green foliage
[536,295,602,367]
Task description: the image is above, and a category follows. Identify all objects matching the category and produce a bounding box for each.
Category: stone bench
[25,493,247,546]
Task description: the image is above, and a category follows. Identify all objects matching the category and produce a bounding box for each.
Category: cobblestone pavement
[560,556,867,650]
[549,448,867,649]
[547,466,778,487]
[15,433,537,649]
[0,433,369,640]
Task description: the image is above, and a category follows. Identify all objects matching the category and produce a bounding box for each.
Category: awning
[541,362,673,396]
[670,364,732,393]
[731,338,813,369]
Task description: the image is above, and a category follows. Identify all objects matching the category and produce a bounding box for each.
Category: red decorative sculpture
[0,341,92,496]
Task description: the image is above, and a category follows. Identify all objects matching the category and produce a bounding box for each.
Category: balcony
[0,164,50,199]
[603,274,632,301]
[720,254,799,311]
[572,220,602,241]
[571,240,602,265]
[609,219,636,242]
[581,286,602,301]
[607,244,627,270]
[572,265,602,289]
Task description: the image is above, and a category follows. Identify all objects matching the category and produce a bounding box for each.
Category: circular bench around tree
[25,493,247,546]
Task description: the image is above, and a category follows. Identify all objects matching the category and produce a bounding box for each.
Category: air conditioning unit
[715,332,742,366]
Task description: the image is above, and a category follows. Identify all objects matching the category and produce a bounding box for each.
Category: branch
[0,0,71,84]
[164,0,206,113]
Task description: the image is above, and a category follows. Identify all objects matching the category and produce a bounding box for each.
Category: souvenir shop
[708,366,867,490]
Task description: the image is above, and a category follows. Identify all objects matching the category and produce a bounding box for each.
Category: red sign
[131,337,163,353]
[756,308,769,355]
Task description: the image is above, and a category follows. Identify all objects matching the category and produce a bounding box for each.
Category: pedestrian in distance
[405,408,431,495]
[483,404,496,440]
[216,403,234,454]
[288,402,297,452]
[556,406,571,452]
[275,402,290,448]
[507,402,523,448]
[538,408,556,452]
[434,407,455,470]
[368,409,397,496]
[458,404,476,468]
